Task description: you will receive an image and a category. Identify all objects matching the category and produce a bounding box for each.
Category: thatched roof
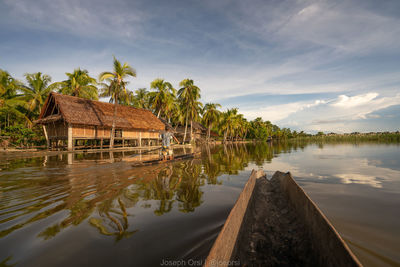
[192,122,219,137]
[159,118,176,133]
[174,121,219,137]
[176,121,207,131]
[191,121,208,131]
[36,92,165,131]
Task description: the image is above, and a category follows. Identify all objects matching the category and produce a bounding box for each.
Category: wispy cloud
[3,0,147,39]
[240,92,400,132]
[217,0,400,54]
[242,100,326,123]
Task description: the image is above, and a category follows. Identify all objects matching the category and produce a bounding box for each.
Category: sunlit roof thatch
[36,92,165,131]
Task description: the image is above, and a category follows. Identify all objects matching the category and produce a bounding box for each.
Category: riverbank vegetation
[1,57,399,148]
[289,132,400,143]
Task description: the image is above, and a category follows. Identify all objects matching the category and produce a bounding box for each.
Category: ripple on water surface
[0,143,399,266]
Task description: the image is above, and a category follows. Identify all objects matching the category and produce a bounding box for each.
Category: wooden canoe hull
[204,170,362,267]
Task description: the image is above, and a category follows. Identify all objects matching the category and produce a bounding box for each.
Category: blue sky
[1,0,399,133]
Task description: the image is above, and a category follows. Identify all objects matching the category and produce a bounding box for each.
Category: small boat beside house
[205,170,362,267]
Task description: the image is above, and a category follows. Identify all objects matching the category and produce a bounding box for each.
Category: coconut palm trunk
[190,118,193,142]
[110,102,117,148]
[183,109,188,143]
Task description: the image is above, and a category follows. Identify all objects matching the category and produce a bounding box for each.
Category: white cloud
[336,173,383,188]
[241,100,325,123]
[331,93,379,108]
[240,92,400,132]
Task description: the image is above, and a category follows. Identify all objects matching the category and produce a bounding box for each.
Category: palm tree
[219,108,238,142]
[178,79,201,143]
[0,69,20,97]
[0,70,28,128]
[264,120,273,138]
[202,103,221,141]
[99,57,136,148]
[53,68,98,100]
[134,88,149,109]
[148,79,176,118]
[232,113,244,141]
[241,118,250,140]
[163,95,179,123]
[170,104,185,129]
[19,72,53,119]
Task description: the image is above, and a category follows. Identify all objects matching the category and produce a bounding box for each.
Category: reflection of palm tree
[203,161,222,185]
[90,197,137,241]
[38,199,95,240]
[1,142,302,245]
[0,255,16,267]
[176,162,204,213]
[145,165,181,215]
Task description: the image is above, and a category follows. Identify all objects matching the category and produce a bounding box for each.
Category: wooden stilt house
[35,92,165,150]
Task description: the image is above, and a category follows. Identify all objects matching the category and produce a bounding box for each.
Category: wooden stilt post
[43,125,50,150]
[68,153,73,165]
[139,132,142,147]
[68,124,73,151]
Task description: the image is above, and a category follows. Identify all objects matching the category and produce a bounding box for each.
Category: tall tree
[241,118,250,140]
[134,88,150,109]
[178,79,201,143]
[148,79,176,118]
[99,57,136,148]
[54,68,98,100]
[202,103,221,141]
[0,69,20,97]
[0,70,28,128]
[219,108,238,142]
[20,72,52,119]
[170,103,185,129]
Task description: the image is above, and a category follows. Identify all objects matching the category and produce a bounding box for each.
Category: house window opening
[115,129,122,138]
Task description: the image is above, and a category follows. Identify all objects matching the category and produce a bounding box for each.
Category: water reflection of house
[35,92,165,150]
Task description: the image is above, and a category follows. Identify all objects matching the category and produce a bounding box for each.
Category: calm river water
[0,142,399,266]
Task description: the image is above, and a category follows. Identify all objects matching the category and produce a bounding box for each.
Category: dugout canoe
[204,170,362,267]
[131,152,200,167]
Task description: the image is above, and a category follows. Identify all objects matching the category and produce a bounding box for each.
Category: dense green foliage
[291,132,400,143]
[1,58,399,148]
[52,68,98,100]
